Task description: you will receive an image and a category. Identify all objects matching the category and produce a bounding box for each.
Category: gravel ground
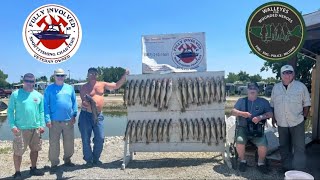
[0,137,284,179]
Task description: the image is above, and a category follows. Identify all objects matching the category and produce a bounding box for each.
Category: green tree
[264,77,278,84]
[261,54,315,91]
[36,76,48,82]
[0,70,9,88]
[238,71,250,82]
[249,74,262,82]
[100,66,125,83]
[50,76,55,83]
[226,72,239,83]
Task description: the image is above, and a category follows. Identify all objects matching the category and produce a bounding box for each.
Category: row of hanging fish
[123,117,226,145]
[124,119,172,144]
[179,117,226,145]
[176,76,226,112]
[123,78,173,111]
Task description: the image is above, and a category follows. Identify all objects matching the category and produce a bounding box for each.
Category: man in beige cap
[270,65,311,172]
[44,68,78,173]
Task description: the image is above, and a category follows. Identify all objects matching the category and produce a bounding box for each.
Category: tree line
[226,71,278,84]
[0,55,314,91]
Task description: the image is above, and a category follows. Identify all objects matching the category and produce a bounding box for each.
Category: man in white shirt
[270,65,311,172]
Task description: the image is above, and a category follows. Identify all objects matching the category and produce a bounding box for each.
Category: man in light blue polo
[44,68,78,173]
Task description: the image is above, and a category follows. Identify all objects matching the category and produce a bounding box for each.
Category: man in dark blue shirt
[231,82,273,174]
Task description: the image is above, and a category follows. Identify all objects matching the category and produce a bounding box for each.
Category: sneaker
[29,167,44,176]
[85,161,93,168]
[239,162,247,172]
[257,164,269,174]
[49,165,59,174]
[93,160,103,166]
[13,171,21,179]
[64,161,76,167]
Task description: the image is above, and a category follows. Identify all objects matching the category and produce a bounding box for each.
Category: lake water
[0,112,127,140]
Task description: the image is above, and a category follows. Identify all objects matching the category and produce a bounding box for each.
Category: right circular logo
[246,1,306,61]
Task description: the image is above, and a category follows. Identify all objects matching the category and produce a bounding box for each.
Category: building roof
[303,11,320,55]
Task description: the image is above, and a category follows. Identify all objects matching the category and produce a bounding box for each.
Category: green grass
[0,147,11,154]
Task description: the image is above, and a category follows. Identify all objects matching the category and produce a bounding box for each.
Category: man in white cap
[44,68,78,173]
[270,65,311,172]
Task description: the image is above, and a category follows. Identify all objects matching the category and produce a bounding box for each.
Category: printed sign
[22,4,82,64]
[142,32,206,73]
[246,1,306,61]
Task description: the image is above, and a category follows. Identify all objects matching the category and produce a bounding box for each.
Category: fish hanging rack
[121,71,226,170]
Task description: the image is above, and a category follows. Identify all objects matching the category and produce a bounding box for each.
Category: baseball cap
[247,82,259,90]
[281,65,294,74]
[88,67,98,73]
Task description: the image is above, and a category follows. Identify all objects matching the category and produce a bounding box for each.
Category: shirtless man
[79,67,129,166]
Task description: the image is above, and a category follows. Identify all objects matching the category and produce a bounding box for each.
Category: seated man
[231,82,273,174]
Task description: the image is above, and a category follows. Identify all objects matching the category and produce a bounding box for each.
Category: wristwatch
[259,115,264,120]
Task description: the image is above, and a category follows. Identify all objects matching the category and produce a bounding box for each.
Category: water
[0,112,127,140]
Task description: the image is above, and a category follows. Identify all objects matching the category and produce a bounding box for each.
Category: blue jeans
[78,110,104,163]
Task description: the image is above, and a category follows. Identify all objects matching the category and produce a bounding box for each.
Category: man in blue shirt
[44,69,78,173]
[231,82,273,174]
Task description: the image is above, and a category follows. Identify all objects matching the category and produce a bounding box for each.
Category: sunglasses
[55,75,65,77]
[282,71,293,75]
[24,79,35,83]
[88,73,97,76]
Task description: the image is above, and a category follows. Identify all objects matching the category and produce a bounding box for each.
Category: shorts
[13,129,42,156]
[235,126,267,147]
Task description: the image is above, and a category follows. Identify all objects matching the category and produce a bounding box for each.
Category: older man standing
[8,73,45,179]
[271,65,311,172]
[79,67,128,166]
[44,69,78,173]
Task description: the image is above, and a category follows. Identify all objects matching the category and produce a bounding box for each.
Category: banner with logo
[142,32,206,74]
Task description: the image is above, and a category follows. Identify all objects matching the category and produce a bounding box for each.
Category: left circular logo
[22,4,82,64]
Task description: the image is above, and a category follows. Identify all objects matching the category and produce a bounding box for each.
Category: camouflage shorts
[13,129,42,156]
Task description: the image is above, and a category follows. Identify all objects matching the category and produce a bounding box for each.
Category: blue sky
[1,0,319,83]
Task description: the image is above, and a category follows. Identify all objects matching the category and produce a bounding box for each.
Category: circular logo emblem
[246,1,306,61]
[22,4,82,64]
[172,37,204,69]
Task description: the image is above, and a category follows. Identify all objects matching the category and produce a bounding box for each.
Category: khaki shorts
[236,126,267,147]
[13,129,42,156]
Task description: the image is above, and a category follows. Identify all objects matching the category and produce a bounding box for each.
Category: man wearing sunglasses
[231,82,273,174]
[79,67,129,167]
[8,73,45,178]
[44,69,78,173]
[270,65,311,172]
